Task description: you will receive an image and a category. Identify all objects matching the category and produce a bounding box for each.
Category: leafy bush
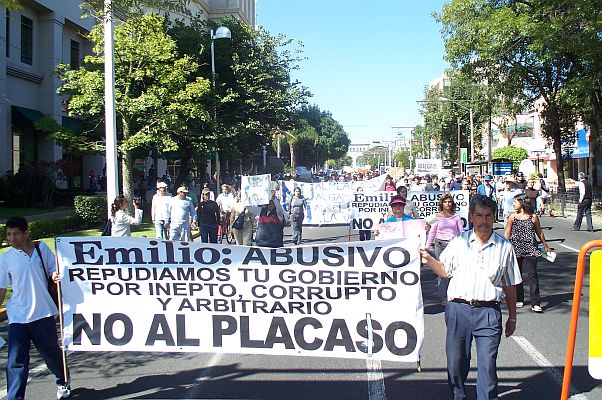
[1,216,84,244]
[74,195,107,223]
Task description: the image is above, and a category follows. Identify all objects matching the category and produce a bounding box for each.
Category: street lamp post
[439,97,474,163]
[210,26,231,194]
[104,0,119,215]
[457,117,461,174]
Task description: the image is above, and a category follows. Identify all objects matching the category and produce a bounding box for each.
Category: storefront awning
[11,106,45,127]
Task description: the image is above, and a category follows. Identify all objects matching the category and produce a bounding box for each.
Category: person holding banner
[395,186,419,219]
[385,196,414,223]
[425,193,464,305]
[420,195,521,400]
[110,195,143,237]
[288,187,308,245]
[0,217,71,399]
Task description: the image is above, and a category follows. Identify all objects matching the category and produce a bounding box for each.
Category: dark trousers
[291,220,303,245]
[359,230,371,241]
[445,301,502,400]
[199,225,218,243]
[7,316,68,400]
[516,256,540,306]
[573,198,593,231]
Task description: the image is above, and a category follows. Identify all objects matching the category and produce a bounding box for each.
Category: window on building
[5,9,10,58]
[20,15,33,65]
[70,39,79,69]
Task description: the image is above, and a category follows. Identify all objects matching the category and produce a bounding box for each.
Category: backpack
[232,210,246,230]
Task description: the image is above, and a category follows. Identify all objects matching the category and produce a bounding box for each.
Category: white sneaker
[516,302,524,308]
[57,383,71,399]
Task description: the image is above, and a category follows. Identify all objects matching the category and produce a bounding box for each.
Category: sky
[255,0,449,145]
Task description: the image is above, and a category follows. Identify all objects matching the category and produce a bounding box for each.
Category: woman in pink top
[426,193,464,304]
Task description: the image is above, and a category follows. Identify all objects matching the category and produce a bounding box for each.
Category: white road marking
[512,335,588,400]
[366,358,387,400]
[0,363,50,399]
[558,243,581,253]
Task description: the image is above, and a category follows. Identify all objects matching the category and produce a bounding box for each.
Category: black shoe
[588,229,594,232]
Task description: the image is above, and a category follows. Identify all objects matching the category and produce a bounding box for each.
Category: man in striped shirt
[421,195,521,400]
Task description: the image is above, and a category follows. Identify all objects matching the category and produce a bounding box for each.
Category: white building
[0,0,255,189]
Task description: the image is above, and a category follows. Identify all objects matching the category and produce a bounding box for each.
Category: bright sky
[256,1,449,145]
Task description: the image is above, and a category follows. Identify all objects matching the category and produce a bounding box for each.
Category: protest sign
[407,190,470,229]
[278,175,387,225]
[375,219,426,241]
[241,174,271,206]
[56,237,423,362]
[414,159,442,176]
[349,191,396,230]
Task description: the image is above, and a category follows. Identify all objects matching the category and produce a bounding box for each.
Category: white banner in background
[56,237,423,362]
[241,174,272,206]
[278,175,386,225]
[414,159,442,176]
[408,190,470,229]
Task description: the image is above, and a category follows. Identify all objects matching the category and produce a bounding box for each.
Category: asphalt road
[1,215,601,399]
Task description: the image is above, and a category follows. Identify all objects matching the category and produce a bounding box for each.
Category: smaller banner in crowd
[414,159,442,176]
[56,236,423,362]
[278,174,386,225]
[408,190,470,229]
[349,190,470,231]
[375,219,426,241]
[241,174,271,206]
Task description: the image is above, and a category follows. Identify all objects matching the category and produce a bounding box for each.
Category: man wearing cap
[450,175,463,191]
[166,186,196,241]
[477,175,496,200]
[385,196,414,222]
[151,181,171,239]
[420,195,521,400]
[501,176,523,226]
[515,172,527,190]
[572,172,594,232]
[197,188,221,243]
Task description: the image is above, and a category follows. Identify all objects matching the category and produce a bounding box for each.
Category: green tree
[55,14,210,199]
[492,146,528,170]
[357,146,390,170]
[436,0,587,191]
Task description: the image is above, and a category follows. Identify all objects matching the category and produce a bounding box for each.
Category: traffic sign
[460,148,467,164]
[590,250,602,379]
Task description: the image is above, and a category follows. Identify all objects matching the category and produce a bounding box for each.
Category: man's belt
[451,298,501,308]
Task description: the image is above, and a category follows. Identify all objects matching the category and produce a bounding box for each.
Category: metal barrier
[561,240,602,400]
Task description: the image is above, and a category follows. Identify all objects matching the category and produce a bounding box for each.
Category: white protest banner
[57,237,423,362]
[414,159,442,176]
[278,175,387,225]
[375,219,426,241]
[350,191,396,231]
[408,190,470,229]
[241,174,272,206]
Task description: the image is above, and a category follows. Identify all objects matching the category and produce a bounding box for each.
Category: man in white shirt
[421,195,521,400]
[151,181,171,239]
[166,186,196,241]
[501,176,523,226]
[0,217,71,399]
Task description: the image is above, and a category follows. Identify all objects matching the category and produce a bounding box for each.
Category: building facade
[0,0,255,189]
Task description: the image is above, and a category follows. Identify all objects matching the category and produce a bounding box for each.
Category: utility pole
[457,117,461,175]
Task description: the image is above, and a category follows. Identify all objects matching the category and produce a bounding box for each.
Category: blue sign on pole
[493,162,513,176]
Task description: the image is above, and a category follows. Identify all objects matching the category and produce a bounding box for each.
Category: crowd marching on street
[0,166,598,400]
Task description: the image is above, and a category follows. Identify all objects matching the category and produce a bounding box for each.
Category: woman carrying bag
[288,187,308,245]
[504,194,551,313]
[230,191,255,245]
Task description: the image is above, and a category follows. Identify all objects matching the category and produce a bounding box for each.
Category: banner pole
[54,238,69,382]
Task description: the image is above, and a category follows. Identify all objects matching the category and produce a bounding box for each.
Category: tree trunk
[290,144,296,170]
[174,150,191,191]
[589,91,602,192]
[547,105,567,193]
[120,120,134,206]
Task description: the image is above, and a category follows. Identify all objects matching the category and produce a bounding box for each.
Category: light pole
[439,97,474,163]
[104,0,119,215]
[210,26,231,194]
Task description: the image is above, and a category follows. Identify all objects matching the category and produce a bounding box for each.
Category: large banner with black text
[56,237,423,362]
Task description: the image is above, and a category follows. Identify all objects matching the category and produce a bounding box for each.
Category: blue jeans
[199,224,218,243]
[445,301,502,400]
[154,220,168,239]
[7,316,68,400]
